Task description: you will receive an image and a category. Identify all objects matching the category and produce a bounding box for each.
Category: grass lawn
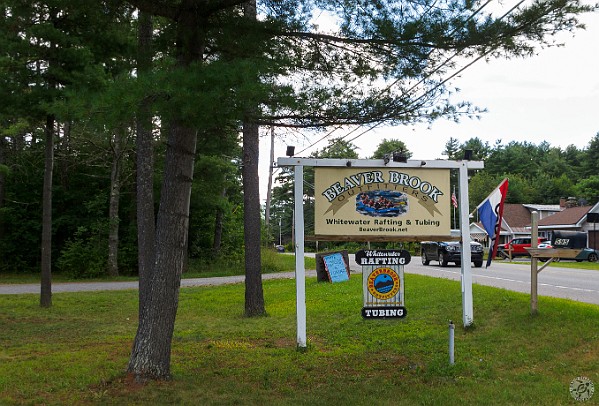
[1,273,598,405]
[184,250,316,278]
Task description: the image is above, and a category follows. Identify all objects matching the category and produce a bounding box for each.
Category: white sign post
[278,158,483,348]
[458,161,474,326]
[293,164,307,348]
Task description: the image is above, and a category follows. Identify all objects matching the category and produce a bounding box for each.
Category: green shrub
[260,248,289,273]
[56,225,108,279]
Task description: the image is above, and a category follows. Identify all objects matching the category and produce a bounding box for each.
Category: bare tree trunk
[40,114,54,308]
[242,0,266,317]
[0,136,6,242]
[136,11,155,312]
[212,188,226,255]
[242,118,265,317]
[108,128,124,277]
[59,121,71,190]
[128,121,197,380]
[128,5,202,380]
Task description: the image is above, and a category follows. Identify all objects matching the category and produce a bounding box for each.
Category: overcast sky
[260,6,599,201]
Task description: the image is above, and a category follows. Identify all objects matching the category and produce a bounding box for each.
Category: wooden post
[531,211,539,315]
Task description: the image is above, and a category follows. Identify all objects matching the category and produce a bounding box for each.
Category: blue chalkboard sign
[322,253,350,283]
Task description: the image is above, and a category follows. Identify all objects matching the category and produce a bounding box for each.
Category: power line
[292,1,494,155]
[343,0,527,145]
[293,1,532,155]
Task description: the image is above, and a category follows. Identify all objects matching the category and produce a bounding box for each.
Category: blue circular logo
[374,274,394,294]
[367,268,400,300]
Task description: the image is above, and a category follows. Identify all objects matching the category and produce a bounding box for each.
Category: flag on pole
[451,191,458,208]
[477,178,509,268]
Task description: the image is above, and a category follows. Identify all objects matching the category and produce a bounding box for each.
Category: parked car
[574,248,599,262]
[421,241,484,267]
[496,237,548,259]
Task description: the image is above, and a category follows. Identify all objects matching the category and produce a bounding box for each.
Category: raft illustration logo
[315,168,450,237]
[367,267,400,300]
[355,190,408,218]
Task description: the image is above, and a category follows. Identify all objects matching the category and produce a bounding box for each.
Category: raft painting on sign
[314,168,451,237]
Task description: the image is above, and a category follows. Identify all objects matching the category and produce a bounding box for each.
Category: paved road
[2,256,598,306]
[405,258,599,305]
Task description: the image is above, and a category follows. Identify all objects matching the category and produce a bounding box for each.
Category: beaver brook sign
[276,157,484,348]
[315,167,451,238]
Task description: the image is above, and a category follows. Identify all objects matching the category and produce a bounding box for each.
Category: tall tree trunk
[136,11,155,313]
[0,136,6,242]
[212,188,226,255]
[108,128,124,277]
[59,121,71,190]
[128,6,202,380]
[242,119,265,317]
[128,121,197,380]
[242,0,266,317]
[40,114,54,308]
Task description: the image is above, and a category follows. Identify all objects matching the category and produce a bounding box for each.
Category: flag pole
[477,178,509,268]
[476,178,508,210]
[452,185,456,229]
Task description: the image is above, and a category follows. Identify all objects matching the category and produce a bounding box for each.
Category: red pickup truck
[497,237,548,258]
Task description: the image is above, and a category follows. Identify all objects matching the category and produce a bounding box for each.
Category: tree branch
[277,29,437,49]
[125,0,179,20]
[125,0,249,21]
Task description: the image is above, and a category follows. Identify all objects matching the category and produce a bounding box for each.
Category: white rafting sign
[356,249,411,319]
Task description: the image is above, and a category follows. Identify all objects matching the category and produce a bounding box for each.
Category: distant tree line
[442,134,599,207]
